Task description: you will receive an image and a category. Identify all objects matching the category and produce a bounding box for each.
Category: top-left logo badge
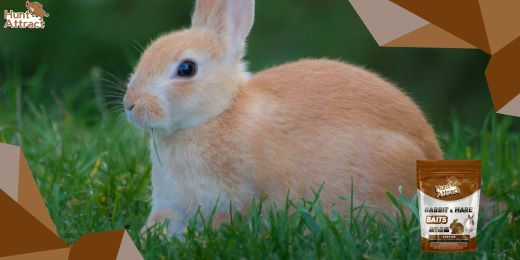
[4,1,49,29]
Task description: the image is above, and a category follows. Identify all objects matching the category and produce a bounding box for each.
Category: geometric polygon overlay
[0,143,143,259]
[348,0,520,117]
[69,231,143,260]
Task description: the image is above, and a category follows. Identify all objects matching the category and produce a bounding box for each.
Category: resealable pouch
[417,160,481,252]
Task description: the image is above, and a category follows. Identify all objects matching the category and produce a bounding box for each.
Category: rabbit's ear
[192,0,255,57]
[192,0,222,30]
[226,0,255,45]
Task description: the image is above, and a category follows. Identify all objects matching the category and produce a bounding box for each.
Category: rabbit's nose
[124,98,136,111]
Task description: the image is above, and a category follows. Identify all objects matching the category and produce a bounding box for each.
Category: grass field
[0,72,519,259]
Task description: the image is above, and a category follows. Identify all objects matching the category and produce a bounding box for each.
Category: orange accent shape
[348,0,475,49]
[485,37,520,116]
[0,190,67,258]
[0,143,144,259]
[385,23,474,49]
[69,230,143,260]
[18,152,57,234]
[476,0,520,54]
[390,0,491,54]
[3,248,70,260]
[0,143,58,235]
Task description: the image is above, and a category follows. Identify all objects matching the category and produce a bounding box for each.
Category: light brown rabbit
[450,219,465,234]
[124,0,442,236]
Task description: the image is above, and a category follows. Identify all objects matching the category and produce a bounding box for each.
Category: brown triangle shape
[391,0,491,53]
[485,36,520,111]
[385,23,475,49]
[0,190,67,257]
[4,247,70,260]
[69,230,125,260]
[18,152,58,235]
[478,0,520,54]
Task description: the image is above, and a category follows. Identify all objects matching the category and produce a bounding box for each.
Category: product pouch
[417,160,481,252]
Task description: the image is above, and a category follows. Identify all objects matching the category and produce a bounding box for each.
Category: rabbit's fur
[124,0,442,236]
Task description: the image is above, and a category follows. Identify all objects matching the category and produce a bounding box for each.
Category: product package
[417,160,481,252]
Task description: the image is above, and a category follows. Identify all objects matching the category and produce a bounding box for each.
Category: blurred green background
[1,2,519,258]
[0,0,511,129]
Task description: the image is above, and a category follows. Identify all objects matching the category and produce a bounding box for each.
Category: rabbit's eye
[177,60,197,78]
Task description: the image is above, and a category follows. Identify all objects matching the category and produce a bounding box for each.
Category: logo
[435,177,461,198]
[4,1,49,29]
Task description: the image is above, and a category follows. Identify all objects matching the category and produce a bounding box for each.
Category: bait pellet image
[417,160,481,252]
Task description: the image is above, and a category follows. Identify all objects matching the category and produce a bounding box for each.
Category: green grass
[0,72,519,259]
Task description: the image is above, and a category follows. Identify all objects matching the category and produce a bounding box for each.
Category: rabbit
[450,219,464,234]
[464,213,475,233]
[123,0,443,237]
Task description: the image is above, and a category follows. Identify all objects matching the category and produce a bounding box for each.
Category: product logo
[3,1,49,29]
[435,177,461,198]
